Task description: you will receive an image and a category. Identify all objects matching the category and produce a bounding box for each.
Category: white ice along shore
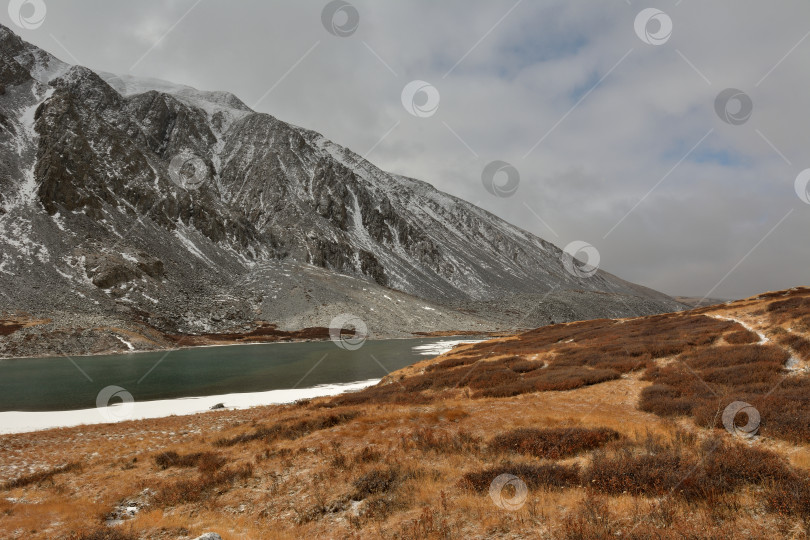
[0,339,483,435]
[411,339,482,356]
[0,379,380,435]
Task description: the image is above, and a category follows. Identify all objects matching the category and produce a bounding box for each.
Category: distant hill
[673,295,730,308]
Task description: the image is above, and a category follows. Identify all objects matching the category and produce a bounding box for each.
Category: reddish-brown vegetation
[329,289,810,448]
[153,451,226,472]
[3,288,810,539]
[490,427,620,459]
[3,462,82,489]
[460,462,581,493]
[724,329,760,344]
[767,295,810,325]
[214,411,360,447]
[766,471,810,520]
[779,333,810,360]
[584,435,793,503]
[400,427,482,454]
[153,463,254,506]
[638,341,810,441]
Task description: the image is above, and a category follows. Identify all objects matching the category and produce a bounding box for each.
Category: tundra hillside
[1,287,809,539]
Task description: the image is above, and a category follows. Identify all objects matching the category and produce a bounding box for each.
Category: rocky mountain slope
[0,24,683,358]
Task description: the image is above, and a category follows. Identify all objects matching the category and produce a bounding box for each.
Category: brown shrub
[506,359,544,373]
[551,345,650,373]
[767,297,810,325]
[326,442,349,470]
[529,367,621,392]
[402,427,481,454]
[754,378,810,443]
[681,344,789,370]
[425,355,478,372]
[154,451,226,472]
[363,493,405,521]
[584,438,792,503]
[585,449,689,497]
[766,472,810,520]
[355,447,382,464]
[639,335,810,442]
[768,297,810,313]
[460,462,580,493]
[398,502,452,539]
[352,466,403,499]
[779,333,810,360]
[349,465,432,521]
[638,383,697,417]
[636,330,810,442]
[154,463,254,506]
[700,362,784,386]
[724,329,759,344]
[470,380,534,398]
[490,427,620,459]
[214,411,359,447]
[559,494,619,540]
[467,366,521,389]
[328,384,435,406]
[3,462,82,490]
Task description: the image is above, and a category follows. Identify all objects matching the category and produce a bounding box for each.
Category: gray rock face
[0,24,684,358]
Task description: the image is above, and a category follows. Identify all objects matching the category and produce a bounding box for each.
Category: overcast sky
[4,0,810,299]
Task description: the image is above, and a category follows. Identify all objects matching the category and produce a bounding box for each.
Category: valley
[1,288,808,539]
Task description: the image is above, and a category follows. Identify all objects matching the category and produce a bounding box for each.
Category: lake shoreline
[0,331,503,362]
[0,338,484,434]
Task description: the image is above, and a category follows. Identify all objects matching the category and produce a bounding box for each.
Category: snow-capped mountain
[0,24,682,357]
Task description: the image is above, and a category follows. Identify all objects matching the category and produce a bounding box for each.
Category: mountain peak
[98,71,252,115]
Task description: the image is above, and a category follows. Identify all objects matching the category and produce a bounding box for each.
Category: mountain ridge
[0,24,683,358]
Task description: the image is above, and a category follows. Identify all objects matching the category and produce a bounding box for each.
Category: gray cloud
[4,0,809,299]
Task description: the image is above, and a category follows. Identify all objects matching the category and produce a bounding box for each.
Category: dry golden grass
[2,287,810,538]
